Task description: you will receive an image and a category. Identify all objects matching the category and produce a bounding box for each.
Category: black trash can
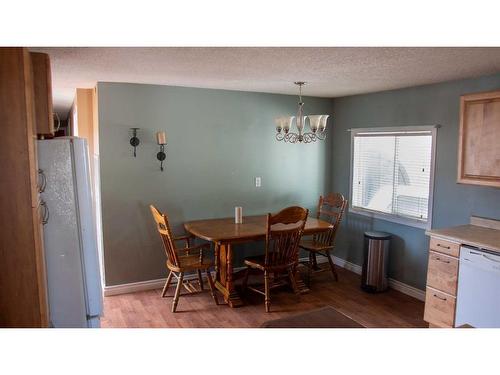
[361,231,392,293]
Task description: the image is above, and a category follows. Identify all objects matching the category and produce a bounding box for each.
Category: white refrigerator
[38,137,103,328]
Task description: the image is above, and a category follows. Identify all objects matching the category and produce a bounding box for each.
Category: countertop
[426,224,500,254]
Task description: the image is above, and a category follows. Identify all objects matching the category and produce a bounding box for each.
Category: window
[349,126,436,228]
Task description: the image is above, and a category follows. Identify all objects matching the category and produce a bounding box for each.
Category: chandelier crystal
[275,82,329,143]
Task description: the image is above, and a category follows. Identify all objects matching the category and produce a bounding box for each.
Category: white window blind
[351,129,434,223]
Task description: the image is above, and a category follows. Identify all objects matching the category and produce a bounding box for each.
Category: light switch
[255,177,262,187]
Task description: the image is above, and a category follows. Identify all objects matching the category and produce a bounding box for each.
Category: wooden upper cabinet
[458,90,500,187]
[30,52,54,135]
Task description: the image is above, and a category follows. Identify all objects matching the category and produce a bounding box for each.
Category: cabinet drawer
[424,288,456,327]
[429,237,460,257]
[427,251,459,295]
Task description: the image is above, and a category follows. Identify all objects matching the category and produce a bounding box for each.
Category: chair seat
[299,239,332,252]
[167,254,213,272]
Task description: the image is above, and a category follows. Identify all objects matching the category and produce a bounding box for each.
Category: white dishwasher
[455,246,500,328]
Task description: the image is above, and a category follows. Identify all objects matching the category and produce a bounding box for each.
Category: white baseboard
[104,255,425,301]
[104,278,168,296]
[104,271,211,296]
[330,255,425,301]
[331,255,362,274]
[387,278,426,301]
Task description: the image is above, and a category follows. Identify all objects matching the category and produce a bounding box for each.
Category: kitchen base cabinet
[423,237,460,327]
[425,218,500,328]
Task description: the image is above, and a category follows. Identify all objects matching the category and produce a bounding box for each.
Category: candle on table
[156,131,167,145]
[235,207,243,224]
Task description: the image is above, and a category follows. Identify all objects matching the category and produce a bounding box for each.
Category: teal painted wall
[98,82,333,286]
[330,73,500,290]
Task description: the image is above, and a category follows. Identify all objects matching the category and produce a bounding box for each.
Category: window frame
[348,125,438,230]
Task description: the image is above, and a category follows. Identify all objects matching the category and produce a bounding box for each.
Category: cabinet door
[30,52,54,135]
[424,287,456,327]
[458,90,500,187]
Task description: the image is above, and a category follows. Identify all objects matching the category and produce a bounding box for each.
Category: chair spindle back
[150,205,180,268]
[314,193,347,246]
[265,206,309,268]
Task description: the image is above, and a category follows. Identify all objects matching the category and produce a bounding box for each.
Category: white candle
[156,131,167,145]
[235,206,243,224]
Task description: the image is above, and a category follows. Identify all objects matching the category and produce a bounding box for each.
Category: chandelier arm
[316,131,327,140]
[302,132,318,143]
[286,132,299,143]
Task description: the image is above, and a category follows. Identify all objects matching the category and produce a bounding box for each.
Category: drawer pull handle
[436,244,451,250]
[433,294,447,301]
[435,257,450,264]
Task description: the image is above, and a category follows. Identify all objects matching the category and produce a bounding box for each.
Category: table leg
[213,242,243,308]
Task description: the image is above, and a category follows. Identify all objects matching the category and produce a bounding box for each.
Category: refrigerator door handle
[38,168,47,193]
[40,200,49,225]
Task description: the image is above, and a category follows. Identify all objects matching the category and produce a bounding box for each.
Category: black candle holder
[157,144,166,171]
[129,128,140,157]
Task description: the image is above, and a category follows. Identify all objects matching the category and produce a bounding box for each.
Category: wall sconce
[129,128,140,157]
[156,131,167,171]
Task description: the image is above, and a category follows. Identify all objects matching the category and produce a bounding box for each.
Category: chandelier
[275,82,329,143]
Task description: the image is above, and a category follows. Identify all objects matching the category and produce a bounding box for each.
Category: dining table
[184,215,333,307]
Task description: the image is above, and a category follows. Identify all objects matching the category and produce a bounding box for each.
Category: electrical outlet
[255,177,262,187]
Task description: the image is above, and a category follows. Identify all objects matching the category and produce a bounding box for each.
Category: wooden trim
[457,176,500,188]
[457,94,466,184]
[25,51,49,327]
[459,89,500,101]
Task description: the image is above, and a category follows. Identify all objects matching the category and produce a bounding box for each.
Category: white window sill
[348,207,430,230]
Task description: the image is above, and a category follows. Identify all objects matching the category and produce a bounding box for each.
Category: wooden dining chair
[242,206,309,312]
[150,205,219,312]
[299,193,347,282]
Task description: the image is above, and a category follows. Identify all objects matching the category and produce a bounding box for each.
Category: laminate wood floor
[101,266,427,328]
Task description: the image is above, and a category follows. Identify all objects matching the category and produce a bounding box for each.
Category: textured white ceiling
[30,47,500,117]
